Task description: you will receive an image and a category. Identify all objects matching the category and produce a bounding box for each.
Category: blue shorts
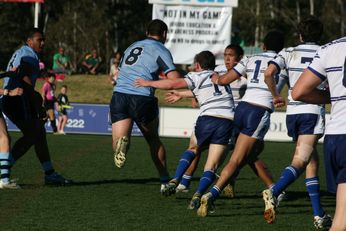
[286,113,324,141]
[234,102,270,140]
[195,116,234,147]
[324,134,346,193]
[109,92,159,125]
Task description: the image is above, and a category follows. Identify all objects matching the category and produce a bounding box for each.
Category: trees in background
[0,0,344,71]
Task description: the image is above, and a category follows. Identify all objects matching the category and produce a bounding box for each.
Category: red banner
[0,0,44,2]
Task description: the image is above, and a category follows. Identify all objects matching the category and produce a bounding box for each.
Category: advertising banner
[152,4,232,64]
[149,0,238,7]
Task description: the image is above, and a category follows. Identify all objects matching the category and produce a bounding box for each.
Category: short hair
[298,16,323,43]
[194,51,215,70]
[263,31,284,53]
[27,28,43,39]
[147,19,168,36]
[225,44,244,61]
[61,85,68,89]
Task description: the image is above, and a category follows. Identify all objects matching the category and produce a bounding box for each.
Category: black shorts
[44,100,55,110]
[2,95,38,121]
[109,92,158,125]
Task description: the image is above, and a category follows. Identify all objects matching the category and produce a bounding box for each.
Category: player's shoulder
[214,64,226,72]
[321,37,346,50]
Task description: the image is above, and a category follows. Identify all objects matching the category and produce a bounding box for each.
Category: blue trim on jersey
[325,66,342,72]
[232,68,242,77]
[200,106,234,114]
[198,83,212,89]
[330,95,346,102]
[308,67,326,81]
[288,67,305,72]
[246,86,270,91]
[268,60,281,73]
[186,76,196,89]
[293,48,317,53]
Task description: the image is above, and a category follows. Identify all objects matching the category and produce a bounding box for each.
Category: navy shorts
[195,116,234,147]
[1,95,37,121]
[110,92,159,125]
[324,134,346,193]
[286,113,324,141]
[234,102,270,140]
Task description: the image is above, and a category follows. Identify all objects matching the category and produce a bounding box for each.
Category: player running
[196,31,285,217]
[262,16,332,229]
[109,19,182,192]
[135,50,236,209]
[292,36,346,231]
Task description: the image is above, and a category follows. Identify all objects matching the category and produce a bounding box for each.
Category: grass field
[0,133,335,231]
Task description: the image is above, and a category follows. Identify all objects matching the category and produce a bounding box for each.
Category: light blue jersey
[115,38,176,97]
[4,45,40,89]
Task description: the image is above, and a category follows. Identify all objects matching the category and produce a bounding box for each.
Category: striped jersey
[233,51,281,111]
[308,37,346,134]
[270,43,324,115]
[214,64,247,106]
[184,70,235,120]
[115,38,176,97]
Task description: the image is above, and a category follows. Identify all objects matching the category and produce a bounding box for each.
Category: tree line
[0,0,344,71]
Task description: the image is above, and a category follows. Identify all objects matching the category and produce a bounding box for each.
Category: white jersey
[233,51,281,111]
[270,43,324,115]
[214,64,247,106]
[308,37,346,135]
[184,70,235,120]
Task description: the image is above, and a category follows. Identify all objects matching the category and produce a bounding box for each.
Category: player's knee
[293,143,314,167]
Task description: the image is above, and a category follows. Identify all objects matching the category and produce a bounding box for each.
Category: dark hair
[61,85,68,89]
[194,51,215,70]
[263,31,284,53]
[298,16,323,43]
[147,19,168,36]
[225,44,244,61]
[27,27,43,39]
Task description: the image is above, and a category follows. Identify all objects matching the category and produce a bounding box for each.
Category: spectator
[52,47,71,81]
[80,49,102,75]
[108,59,119,85]
[57,85,70,135]
[109,51,122,69]
[41,73,58,133]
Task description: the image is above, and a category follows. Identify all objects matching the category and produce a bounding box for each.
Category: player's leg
[197,133,257,217]
[330,183,346,231]
[190,144,226,205]
[137,117,169,182]
[0,117,19,189]
[60,114,68,133]
[306,148,332,229]
[109,92,133,168]
[57,114,63,132]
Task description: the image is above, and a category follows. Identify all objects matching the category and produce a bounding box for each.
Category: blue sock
[196,170,215,195]
[210,185,221,199]
[272,166,302,197]
[42,161,55,175]
[173,150,195,182]
[305,177,325,217]
[0,152,11,183]
[180,174,192,188]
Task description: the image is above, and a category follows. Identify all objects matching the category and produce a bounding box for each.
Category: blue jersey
[4,45,40,89]
[114,38,176,97]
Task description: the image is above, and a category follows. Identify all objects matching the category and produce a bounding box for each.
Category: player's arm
[291,68,330,104]
[165,90,194,104]
[264,63,285,107]
[211,69,240,86]
[135,77,188,90]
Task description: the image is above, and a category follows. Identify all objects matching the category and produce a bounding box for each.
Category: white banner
[152,4,232,64]
[149,0,238,7]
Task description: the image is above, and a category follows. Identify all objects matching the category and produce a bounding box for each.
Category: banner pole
[34,2,39,27]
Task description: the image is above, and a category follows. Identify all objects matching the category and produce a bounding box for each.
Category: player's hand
[9,87,23,96]
[273,95,285,108]
[165,90,182,103]
[210,73,219,84]
[134,78,150,87]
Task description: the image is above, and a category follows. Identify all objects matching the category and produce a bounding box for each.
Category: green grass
[0,133,335,230]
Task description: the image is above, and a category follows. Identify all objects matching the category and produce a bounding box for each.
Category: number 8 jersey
[233,51,280,112]
[115,38,176,97]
